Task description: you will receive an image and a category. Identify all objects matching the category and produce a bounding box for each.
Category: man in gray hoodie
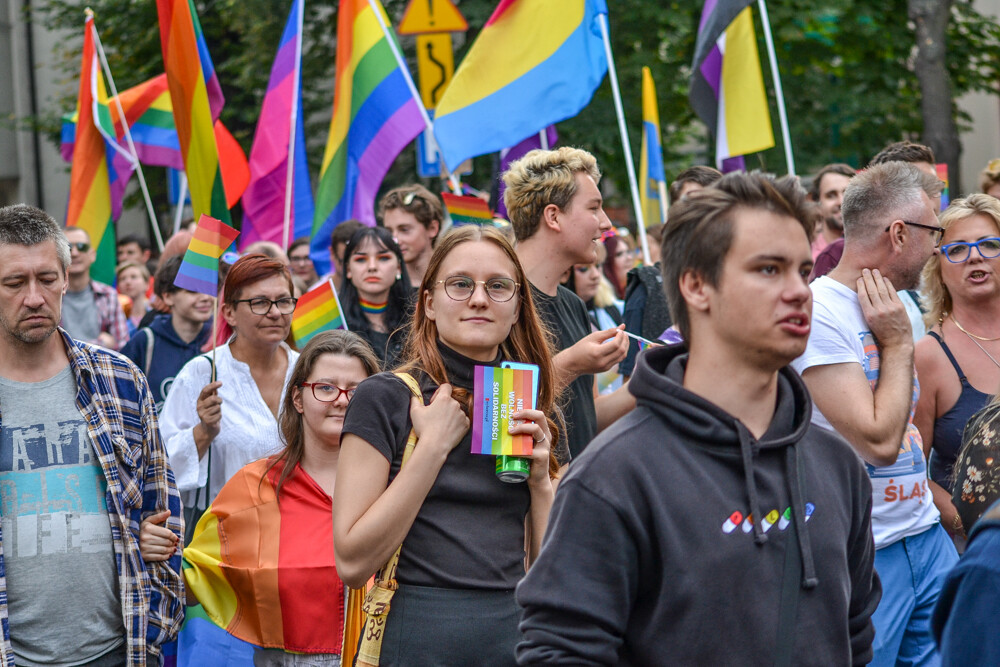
[516,172,881,665]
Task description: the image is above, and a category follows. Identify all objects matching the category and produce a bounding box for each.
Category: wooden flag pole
[756,0,795,175]
[596,13,652,267]
[281,0,306,251]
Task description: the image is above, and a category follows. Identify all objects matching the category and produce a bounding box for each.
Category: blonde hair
[502,147,601,242]
[920,193,1000,328]
[979,159,1000,194]
[116,261,150,281]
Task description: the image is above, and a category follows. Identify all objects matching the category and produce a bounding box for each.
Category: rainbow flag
[174,214,240,296]
[292,280,347,347]
[310,0,424,275]
[183,458,349,655]
[241,0,314,250]
[690,0,774,168]
[442,192,493,226]
[640,67,666,224]
[936,163,949,210]
[433,0,608,172]
[66,13,137,285]
[157,0,231,224]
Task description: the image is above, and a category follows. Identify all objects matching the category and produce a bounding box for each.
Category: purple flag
[496,125,558,219]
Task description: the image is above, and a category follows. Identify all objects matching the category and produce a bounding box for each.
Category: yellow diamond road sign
[398,0,468,35]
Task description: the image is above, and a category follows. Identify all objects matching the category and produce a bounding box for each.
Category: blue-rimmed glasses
[940,237,1000,264]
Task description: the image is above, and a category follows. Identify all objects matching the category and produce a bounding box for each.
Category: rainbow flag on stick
[292,279,347,348]
[442,192,493,226]
[174,214,239,297]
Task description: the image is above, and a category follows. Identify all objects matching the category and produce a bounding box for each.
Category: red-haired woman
[160,254,299,510]
[332,226,562,665]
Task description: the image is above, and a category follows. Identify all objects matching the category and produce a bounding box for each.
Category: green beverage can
[496,455,530,483]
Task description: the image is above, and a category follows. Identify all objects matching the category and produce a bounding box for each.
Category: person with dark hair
[117,233,152,266]
[338,226,413,369]
[871,141,937,172]
[0,204,183,665]
[140,330,379,665]
[160,254,299,508]
[288,237,319,286]
[61,226,130,350]
[517,172,880,664]
[601,232,634,300]
[793,162,955,666]
[808,163,855,259]
[333,226,561,666]
[121,255,214,412]
[667,164,723,203]
[379,184,443,286]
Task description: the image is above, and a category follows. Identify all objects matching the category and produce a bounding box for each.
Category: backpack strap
[143,328,155,376]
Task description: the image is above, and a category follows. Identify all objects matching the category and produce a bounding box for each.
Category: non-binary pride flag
[174,214,240,296]
[690,0,774,169]
[433,0,608,172]
[640,67,666,224]
[292,280,347,348]
[311,0,424,274]
[442,192,493,226]
[66,12,137,285]
[241,0,314,250]
[157,0,232,223]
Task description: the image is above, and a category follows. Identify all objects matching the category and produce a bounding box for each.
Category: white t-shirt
[792,276,939,548]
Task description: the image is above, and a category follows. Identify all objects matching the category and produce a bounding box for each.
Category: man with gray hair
[792,162,957,666]
[0,204,183,665]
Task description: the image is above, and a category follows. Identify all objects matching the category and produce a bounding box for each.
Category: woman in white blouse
[160,254,300,509]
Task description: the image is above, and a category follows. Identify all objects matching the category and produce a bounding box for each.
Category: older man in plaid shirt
[0,205,183,666]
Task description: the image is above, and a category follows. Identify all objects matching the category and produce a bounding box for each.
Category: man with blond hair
[504,147,630,457]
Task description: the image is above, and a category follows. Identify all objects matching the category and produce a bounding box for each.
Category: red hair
[223,253,293,307]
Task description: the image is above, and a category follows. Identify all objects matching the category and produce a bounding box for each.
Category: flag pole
[539,129,549,151]
[658,181,669,224]
[756,0,795,176]
[281,0,305,251]
[90,16,165,253]
[596,13,651,266]
[173,173,188,234]
[365,0,461,194]
[210,296,218,382]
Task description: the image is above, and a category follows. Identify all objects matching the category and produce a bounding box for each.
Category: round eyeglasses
[436,276,519,303]
[940,237,1000,264]
[300,382,356,402]
[234,297,298,315]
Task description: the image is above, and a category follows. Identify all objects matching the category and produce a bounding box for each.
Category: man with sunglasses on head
[62,226,129,350]
[792,161,957,667]
[378,184,442,286]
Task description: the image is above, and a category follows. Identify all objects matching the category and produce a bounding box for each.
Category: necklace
[359,298,388,315]
[951,314,1000,341]
[958,326,1000,370]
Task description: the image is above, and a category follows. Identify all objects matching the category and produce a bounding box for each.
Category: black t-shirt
[341,342,532,590]
[532,284,597,458]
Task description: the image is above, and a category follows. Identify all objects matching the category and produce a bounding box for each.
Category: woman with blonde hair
[914,193,1000,538]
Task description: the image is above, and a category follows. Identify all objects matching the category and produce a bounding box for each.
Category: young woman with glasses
[141,330,380,665]
[160,254,300,509]
[914,194,1000,542]
[338,226,414,370]
[332,226,562,665]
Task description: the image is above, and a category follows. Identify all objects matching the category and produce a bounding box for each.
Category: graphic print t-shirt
[0,366,124,665]
[792,276,940,548]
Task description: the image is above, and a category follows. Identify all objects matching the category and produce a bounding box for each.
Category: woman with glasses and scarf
[160,254,300,510]
[914,194,1000,542]
[332,226,562,666]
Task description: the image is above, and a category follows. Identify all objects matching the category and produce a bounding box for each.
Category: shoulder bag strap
[143,328,155,376]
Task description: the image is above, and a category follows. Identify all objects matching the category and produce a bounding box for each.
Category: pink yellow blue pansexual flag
[292,280,347,348]
[433,0,608,171]
[174,214,240,296]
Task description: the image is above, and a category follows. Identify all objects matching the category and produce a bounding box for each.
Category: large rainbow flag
[690,0,774,168]
[310,0,425,275]
[156,0,231,223]
[640,67,666,225]
[66,13,137,285]
[241,0,314,250]
[433,0,608,172]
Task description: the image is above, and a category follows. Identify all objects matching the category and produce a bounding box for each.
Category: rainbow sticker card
[471,365,537,456]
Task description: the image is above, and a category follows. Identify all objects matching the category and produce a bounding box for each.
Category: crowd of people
[1,143,1000,665]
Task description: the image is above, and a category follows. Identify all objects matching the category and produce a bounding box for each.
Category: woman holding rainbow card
[332,226,562,665]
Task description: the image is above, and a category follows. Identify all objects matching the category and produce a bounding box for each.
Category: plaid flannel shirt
[91,279,131,350]
[0,330,184,666]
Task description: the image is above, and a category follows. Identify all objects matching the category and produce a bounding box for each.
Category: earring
[396,273,402,281]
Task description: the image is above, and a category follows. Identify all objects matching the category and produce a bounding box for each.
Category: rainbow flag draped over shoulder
[292,279,347,347]
[640,67,666,225]
[156,0,231,223]
[690,0,774,169]
[174,214,240,296]
[433,0,608,172]
[310,0,424,275]
[66,13,137,285]
[182,458,348,656]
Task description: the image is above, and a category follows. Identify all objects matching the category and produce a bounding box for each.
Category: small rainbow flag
[292,280,347,347]
[174,214,240,296]
[471,366,535,456]
[936,163,949,210]
[442,192,493,227]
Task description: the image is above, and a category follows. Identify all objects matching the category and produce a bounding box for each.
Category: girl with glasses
[338,226,414,370]
[141,330,380,666]
[914,194,1000,543]
[160,254,300,511]
[332,226,562,666]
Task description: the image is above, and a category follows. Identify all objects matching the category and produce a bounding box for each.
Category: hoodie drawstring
[737,424,768,545]
[786,446,819,589]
